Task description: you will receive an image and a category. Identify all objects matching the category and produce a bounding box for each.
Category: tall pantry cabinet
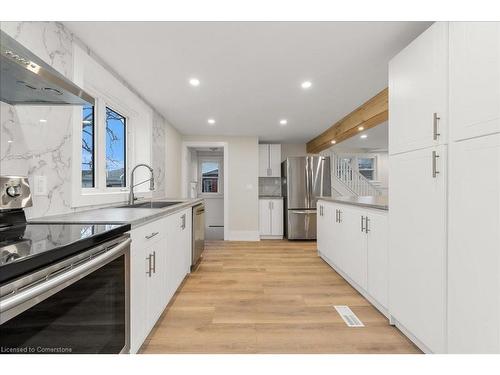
[388,22,449,353]
[447,22,500,354]
[389,21,500,353]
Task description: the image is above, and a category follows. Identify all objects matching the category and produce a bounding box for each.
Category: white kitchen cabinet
[448,133,500,353]
[365,211,388,309]
[338,206,368,290]
[130,208,193,353]
[449,22,500,141]
[259,198,283,238]
[259,199,272,235]
[389,145,448,353]
[166,208,192,302]
[317,202,332,258]
[389,22,448,155]
[317,200,388,312]
[130,217,168,353]
[259,144,281,177]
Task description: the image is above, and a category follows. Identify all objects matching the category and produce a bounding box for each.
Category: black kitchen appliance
[0,176,131,354]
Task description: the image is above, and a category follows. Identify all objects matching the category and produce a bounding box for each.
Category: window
[105,107,127,188]
[81,105,95,188]
[358,157,376,180]
[200,160,220,193]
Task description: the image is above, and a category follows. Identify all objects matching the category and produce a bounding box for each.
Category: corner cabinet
[259,144,281,177]
[317,200,388,313]
[129,207,193,353]
[259,198,283,239]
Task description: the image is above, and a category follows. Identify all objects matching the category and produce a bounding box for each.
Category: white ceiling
[334,122,388,152]
[64,22,431,143]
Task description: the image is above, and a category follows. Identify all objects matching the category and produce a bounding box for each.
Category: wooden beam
[306,88,388,154]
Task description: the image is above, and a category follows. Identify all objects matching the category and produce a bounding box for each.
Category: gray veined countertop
[318,195,388,211]
[29,198,204,229]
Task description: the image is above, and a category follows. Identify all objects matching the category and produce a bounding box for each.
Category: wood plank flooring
[140,240,420,354]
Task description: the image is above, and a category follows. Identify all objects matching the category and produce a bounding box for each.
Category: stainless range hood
[0,30,94,106]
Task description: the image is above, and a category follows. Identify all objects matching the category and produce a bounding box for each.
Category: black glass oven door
[0,254,127,354]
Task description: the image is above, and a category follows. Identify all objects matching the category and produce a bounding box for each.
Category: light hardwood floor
[140,240,420,354]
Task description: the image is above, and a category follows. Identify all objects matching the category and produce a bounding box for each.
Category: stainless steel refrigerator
[281,156,331,240]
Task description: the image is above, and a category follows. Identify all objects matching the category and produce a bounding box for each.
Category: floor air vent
[334,305,365,327]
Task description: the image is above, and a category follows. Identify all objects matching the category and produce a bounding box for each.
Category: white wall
[183,135,259,241]
[281,143,308,161]
[0,22,182,217]
[164,123,182,197]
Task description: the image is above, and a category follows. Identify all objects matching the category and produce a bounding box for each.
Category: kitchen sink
[117,201,182,209]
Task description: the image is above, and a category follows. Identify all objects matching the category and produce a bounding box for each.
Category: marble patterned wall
[0,21,171,218]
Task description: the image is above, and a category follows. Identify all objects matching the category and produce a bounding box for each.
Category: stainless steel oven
[0,234,131,354]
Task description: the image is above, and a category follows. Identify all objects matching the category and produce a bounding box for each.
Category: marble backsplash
[259,177,282,196]
[0,21,169,218]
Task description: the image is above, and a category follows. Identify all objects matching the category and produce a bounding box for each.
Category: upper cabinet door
[389,22,449,155]
[269,144,282,177]
[259,145,270,177]
[258,144,282,177]
[449,22,500,142]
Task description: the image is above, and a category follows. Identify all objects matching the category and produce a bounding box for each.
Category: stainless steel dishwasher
[191,203,205,269]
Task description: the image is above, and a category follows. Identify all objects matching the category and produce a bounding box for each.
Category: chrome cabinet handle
[152,251,156,273]
[146,253,153,277]
[338,210,342,223]
[361,216,365,232]
[335,209,338,222]
[365,217,370,233]
[433,112,441,141]
[432,151,440,178]
[181,214,186,230]
[145,231,159,240]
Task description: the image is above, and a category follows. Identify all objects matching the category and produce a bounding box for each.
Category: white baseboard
[260,235,283,240]
[226,230,260,241]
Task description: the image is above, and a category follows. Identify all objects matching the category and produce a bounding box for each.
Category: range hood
[0,30,94,106]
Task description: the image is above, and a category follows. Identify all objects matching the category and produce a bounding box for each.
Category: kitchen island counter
[318,195,388,211]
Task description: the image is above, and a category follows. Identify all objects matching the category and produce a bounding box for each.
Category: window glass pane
[106,107,126,188]
[359,170,374,180]
[358,158,374,170]
[81,105,95,188]
[201,161,219,193]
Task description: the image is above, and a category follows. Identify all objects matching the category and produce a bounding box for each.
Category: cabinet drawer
[131,217,168,245]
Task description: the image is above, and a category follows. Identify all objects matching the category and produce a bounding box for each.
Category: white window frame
[198,155,224,198]
[337,152,378,181]
[71,44,152,208]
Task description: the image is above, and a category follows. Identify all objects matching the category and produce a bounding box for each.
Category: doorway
[182,142,228,240]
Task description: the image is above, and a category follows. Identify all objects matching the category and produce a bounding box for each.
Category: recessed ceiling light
[207,118,216,125]
[360,134,368,139]
[82,120,92,124]
[39,119,47,123]
[7,140,13,143]
[301,81,312,89]
[189,78,200,87]
[331,140,336,144]
[279,119,288,126]
[358,126,364,131]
